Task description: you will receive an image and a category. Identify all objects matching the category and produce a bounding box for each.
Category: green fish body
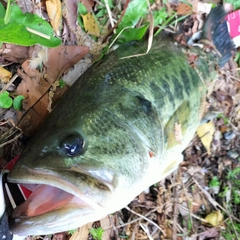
[8,6,233,236]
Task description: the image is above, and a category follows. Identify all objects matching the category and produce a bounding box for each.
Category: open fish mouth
[7,167,112,236]
[12,183,97,218]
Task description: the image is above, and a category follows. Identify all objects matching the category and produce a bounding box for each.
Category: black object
[201,5,235,67]
[0,212,13,240]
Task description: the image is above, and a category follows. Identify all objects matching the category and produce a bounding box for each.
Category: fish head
[8,104,154,236]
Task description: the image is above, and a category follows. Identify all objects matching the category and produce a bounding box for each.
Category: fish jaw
[7,153,152,236]
[9,197,106,236]
[7,146,186,236]
[7,165,115,236]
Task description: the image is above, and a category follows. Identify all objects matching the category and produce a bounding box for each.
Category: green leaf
[153,8,169,26]
[13,95,24,110]
[234,52,240,63]
[117,24,149,43]
[117,0,148,34]
[78,2,88,15]
[96,9,106,18]
[0,91,12,109]
[4,0,11,24]
[224,0,240,10]
[68,229,77,235]
[59,79,66,89]
[0,3,6,18]
[105,0,113,9]
[0,4,61,47]
[89,227,104,240]
[209,176,220,187]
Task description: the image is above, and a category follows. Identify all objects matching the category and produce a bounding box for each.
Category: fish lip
[8,197,104,236]
[8,164,114,192]
[8,166,110,235]
[8,166,109,210]
[8,163,117,235]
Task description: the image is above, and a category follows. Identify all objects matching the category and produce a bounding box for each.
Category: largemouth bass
[8,6,234,236]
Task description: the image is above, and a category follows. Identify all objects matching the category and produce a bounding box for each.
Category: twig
[139,223,154,240]
[104,207,160,231]
[177,204,208,223]
[0,126,22,148]
[193,177,240,223]
[131,223,137,240]
[229,215,240,239]
[0,74,19,93]
[125,206,166,235]
[104,0,114,29]
[102,0,130,43]
[172,174,178,240]
[108,26,133,50]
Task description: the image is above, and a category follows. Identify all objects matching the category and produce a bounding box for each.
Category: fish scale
[7,39,216,235]
[7,6,235,236]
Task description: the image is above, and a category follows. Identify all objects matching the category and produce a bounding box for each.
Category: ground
[0,0,240,239]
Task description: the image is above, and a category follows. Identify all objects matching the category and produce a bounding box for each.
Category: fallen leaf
[52,232,68,240]
[177,2,192,15]
[46,0,62,35]
[187,165,203,176]
[197,121,215,154]
[100,215,116,240]
[16,45,89,136]
[0,66,12,83]
[0,44,29,63]
[81,0,94,13]
[45,45,89,83]
[62,0,78,32]
[81,13,100,36]
[204,211,223,227]
[16,61,50,136]
[192,227,219,238]
[70,222,93,240]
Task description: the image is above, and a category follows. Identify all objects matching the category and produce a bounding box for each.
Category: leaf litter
[1,0,240,239]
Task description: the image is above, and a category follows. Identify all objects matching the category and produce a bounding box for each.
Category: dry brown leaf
[81,13,100,36]
[204,211,224,227]
[16,61,50,136]
[62,0,78,32]
[16,46,89,137]
[100,215,116,240]
[138,192,146,203]
[46,0,62,35]
[192,227,219,238]
[0,44,29,63]
[70,222,93,240]
[177,2,192,15]
[45,45,89,83]
[197,121,215,154]
[81,0,94,13]
[187,166,203,176]
[0,66,12,83]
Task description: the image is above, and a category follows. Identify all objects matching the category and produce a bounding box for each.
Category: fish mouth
[7,166,113,236]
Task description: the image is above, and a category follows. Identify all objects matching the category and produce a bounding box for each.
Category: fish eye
[59,133,85,157]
